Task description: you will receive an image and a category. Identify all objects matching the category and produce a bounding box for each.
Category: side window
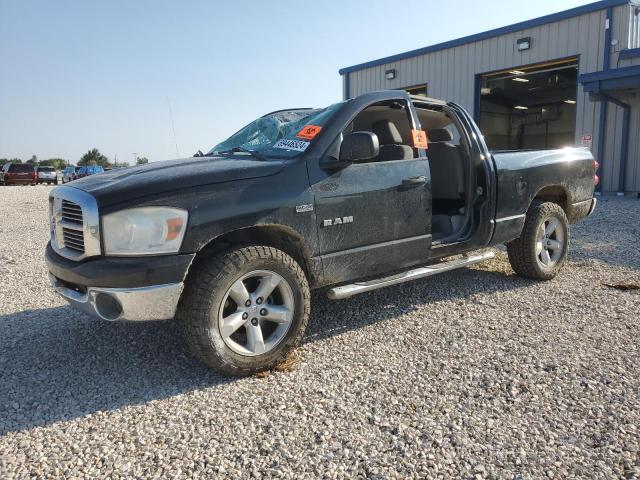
[414,106,466,151]
[343,100,418,163]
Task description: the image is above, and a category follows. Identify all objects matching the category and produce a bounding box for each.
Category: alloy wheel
[218,270,294,356]
[535,218,564,268]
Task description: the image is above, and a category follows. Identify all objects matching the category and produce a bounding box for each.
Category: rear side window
[9,164,35,173]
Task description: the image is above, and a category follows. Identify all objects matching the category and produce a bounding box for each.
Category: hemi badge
[295,204,314,213]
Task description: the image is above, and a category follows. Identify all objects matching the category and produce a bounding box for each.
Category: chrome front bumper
[49,275,183,322]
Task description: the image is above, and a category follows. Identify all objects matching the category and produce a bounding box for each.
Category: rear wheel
[506,201,569,280]
[177,246,310,376]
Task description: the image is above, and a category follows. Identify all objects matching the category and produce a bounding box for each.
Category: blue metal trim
[596,101,608,193]
[619,105,630,192]
[599,76,640,90]
[603,7,613,70]
[593,6,612,192]
[618,47,640,59]
[338,0,628,75]
[579,64,640,83]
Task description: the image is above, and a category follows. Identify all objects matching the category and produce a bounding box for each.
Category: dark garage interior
[478,59,578,151]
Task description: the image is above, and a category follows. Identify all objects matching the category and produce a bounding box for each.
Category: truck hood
[69,156,286,207]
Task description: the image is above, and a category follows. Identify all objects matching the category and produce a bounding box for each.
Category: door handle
[402,175,427,186]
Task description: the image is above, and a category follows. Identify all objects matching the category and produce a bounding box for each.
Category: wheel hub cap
[535,218,564,268]
[218,270,294,357]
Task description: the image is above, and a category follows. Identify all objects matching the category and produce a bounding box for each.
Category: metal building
[339,0,640,194]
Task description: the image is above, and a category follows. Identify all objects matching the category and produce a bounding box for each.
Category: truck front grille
[50,187,101,260]
[61,200,84,225]
[62,227,85,253]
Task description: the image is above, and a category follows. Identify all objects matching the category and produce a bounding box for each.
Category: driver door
[310,98,432,284]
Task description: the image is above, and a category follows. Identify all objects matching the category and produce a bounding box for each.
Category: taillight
[593,159,600,185]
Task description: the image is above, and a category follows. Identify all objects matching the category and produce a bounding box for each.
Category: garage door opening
[478,59,578,151]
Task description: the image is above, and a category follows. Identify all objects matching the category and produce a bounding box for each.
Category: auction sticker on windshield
[273,139,310,152]
[296,125,322,140]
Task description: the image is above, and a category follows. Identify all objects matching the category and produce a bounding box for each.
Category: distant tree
[136,156,149,165]
[27,155,38,165]
[78,149,110,167]
[117,161,130,168]
[40,158,68,170]
[2,158,23,165]
[0,158,22,168]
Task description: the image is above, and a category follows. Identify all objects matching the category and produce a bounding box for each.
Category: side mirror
[339,131,379,162]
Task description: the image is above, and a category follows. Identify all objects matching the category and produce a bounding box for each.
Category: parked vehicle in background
[37,166,58,185]
[75,165,105,179]
[62,166,79,183]
[2,163,37,186]
[46,91,598,376]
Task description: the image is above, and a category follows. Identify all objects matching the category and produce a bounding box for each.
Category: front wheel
[506,201,569,280]
[177,246,310,376]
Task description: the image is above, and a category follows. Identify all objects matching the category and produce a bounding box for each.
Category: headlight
[102,207,188,255]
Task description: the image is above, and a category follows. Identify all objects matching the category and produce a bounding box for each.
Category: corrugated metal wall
[628,96,640,191]
[343,4,639,193]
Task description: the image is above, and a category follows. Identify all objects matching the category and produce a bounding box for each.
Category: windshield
[39,167,55,172]
[208,102,343,159]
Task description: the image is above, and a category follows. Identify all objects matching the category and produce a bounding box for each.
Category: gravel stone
[0,186,639,479]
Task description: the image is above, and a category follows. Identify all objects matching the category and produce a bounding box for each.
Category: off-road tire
[506,201,569,280]
[177,246,310,376]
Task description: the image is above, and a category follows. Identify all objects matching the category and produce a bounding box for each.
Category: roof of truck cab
[350,90,447,105]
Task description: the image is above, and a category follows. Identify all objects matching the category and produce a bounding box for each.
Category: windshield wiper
[216,146,265,161]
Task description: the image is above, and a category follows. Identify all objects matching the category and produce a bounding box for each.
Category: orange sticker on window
[296,125,322,140]
[412,129,428,149]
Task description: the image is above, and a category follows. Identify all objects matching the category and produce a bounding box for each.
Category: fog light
[94,292,123,321]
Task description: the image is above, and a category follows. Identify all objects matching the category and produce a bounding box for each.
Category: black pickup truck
[46,91,598,375]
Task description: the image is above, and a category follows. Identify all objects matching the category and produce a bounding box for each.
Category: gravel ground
[0,186,639,479]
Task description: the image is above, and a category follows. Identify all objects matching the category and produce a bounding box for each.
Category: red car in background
[1,163,37,186]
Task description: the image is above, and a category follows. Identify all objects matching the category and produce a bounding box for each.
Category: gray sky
[0,0,591,163]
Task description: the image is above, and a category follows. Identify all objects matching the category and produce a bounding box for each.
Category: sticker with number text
[273,139,310,152]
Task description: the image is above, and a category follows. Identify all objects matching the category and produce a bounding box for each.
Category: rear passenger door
[310,98,432,284]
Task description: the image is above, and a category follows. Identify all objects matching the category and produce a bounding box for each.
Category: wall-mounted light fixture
[514,105,528,110]
[385,69,396,80]
[517,37,531,51]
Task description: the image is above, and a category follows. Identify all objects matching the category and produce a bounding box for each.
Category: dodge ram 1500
[46,91,598,375]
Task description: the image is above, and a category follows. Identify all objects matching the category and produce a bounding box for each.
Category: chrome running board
[327,251,495,300]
